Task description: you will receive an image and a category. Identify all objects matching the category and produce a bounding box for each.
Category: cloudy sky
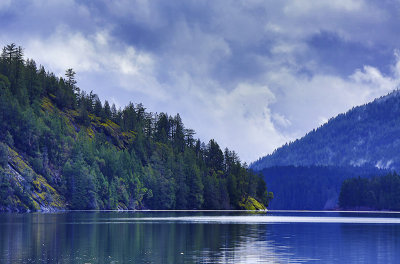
[1,0,400,162]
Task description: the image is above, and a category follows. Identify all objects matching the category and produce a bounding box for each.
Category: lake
[1,211,400,263]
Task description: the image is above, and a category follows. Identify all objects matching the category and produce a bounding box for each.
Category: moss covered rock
[238,196,266,210]
[6,146,66,212]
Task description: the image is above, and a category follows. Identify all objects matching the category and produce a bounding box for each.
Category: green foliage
[0,73,10,93]
[261,165,386,210]
[0,169,12,206]
[78,104,91,126]
[0,142,8,167]
[0,43,271,211]
[5,131,14,146]
[63,153,97,209]
[238,196,266,210]
[339,173,400,210]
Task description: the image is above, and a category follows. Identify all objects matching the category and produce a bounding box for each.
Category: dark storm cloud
[0,1,96,36]
[73,0,278,87]
[1,0,400,162]
[307,31,394,76]
[82,0,217,52]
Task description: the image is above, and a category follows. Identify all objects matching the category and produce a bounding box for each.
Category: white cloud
[272,113,292,128]
[12,8,400,163]
[392,49,400,79]
[170,82,289,163]
[1,0,399,163]
[156,19,232,85]
[23,26,169,100]
[261,0,386,46]
[264,54,400,140]
[284,0,365,14]
[26,26,147,73]
[0,0,11,10]
[351,65,397,92]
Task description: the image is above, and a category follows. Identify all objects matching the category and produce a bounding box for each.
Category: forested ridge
[251,89,400,171]
[0,43,272,212]
[250,84,400,210]
[339,173,400,210]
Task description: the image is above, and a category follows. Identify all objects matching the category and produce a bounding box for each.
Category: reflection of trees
[0,212,333,263]
[0,214,24,263]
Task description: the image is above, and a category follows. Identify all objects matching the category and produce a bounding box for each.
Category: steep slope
[0,43,271,212]
[0,144,66,212]
[252,90,400,171]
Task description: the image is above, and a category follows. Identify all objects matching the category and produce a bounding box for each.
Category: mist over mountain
[250,90,400,209]
[252,90,400,172]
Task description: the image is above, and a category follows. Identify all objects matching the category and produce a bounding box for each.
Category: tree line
[339,173,400,210]
[0,43,272,210]
[260,165,386,210]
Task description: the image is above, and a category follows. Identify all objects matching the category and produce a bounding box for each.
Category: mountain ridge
[251,89,400,171]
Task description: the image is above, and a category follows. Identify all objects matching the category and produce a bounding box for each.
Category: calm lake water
[1,211,400,263]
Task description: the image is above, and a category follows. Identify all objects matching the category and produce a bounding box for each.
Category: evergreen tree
[206,139,224,174]
[103,100,111,120]
[93,97,103,117]
[0,44,272,211]
[0,143,8,167]
[65,68,80,98]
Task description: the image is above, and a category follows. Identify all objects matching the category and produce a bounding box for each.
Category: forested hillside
[262,165,387,210]
[339,172,400,210]
[250,88,400,210]
[252,90,400,171]
[0,43,271,212]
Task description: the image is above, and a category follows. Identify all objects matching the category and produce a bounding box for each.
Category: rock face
[0,145,66,212]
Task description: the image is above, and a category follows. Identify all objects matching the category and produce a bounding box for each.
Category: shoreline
[3,208,400,214]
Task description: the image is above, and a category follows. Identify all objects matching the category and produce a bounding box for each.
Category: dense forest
[260,165,387,210]
[339,173,400,210]
[0,43,272,211]
[251,90,400,171]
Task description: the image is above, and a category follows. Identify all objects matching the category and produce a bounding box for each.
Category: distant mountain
[252,90,400,171]
[251,90,400,210]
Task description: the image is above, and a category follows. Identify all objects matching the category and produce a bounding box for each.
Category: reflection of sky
[106,215,400,224]
[1,212,400,263]
[2,1,400,162]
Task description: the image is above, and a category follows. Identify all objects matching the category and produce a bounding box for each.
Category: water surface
[1,211,400,263]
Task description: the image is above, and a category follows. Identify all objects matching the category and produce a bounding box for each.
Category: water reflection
[0,211,399,263]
